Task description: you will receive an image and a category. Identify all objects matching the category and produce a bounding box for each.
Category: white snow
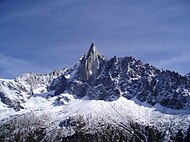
[33,86,47,94]
[0,83,18,101]
[0,101,16,120]
[89,70,92,75]
[1,92,190,135]
[0,78,14,82]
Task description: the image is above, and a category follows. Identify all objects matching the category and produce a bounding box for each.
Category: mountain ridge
[0,43,190,141]
[1,43,190,111]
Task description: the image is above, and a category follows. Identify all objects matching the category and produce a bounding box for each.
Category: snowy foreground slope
[1,43,190,142]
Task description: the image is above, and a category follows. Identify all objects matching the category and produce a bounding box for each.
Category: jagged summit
[88,42,97,54]
[85,42,102,58]
[77,43,107,82]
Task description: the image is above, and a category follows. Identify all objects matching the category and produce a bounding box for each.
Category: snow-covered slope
[0,43,190,142]
[1,92,190,141]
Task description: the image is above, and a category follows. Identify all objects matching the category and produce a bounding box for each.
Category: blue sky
[0,0,190,78]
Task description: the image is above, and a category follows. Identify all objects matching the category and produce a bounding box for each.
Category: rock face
[1,43,190,142]
[77,43,106,83]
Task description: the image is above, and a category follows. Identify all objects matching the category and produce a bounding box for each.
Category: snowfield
[1,92,190,138]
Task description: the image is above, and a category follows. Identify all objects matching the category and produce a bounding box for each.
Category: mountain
[0,43,190,142]
[185,73,190,81]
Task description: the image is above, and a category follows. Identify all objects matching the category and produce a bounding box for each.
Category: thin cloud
[0,54,48,79]
[0,0,79,21]
[149,52,190,75]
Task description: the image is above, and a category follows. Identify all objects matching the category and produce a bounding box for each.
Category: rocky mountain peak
[85,42,101,59]
[88,42,97,54]
[1,44,190,142]
[77,43,107,82]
